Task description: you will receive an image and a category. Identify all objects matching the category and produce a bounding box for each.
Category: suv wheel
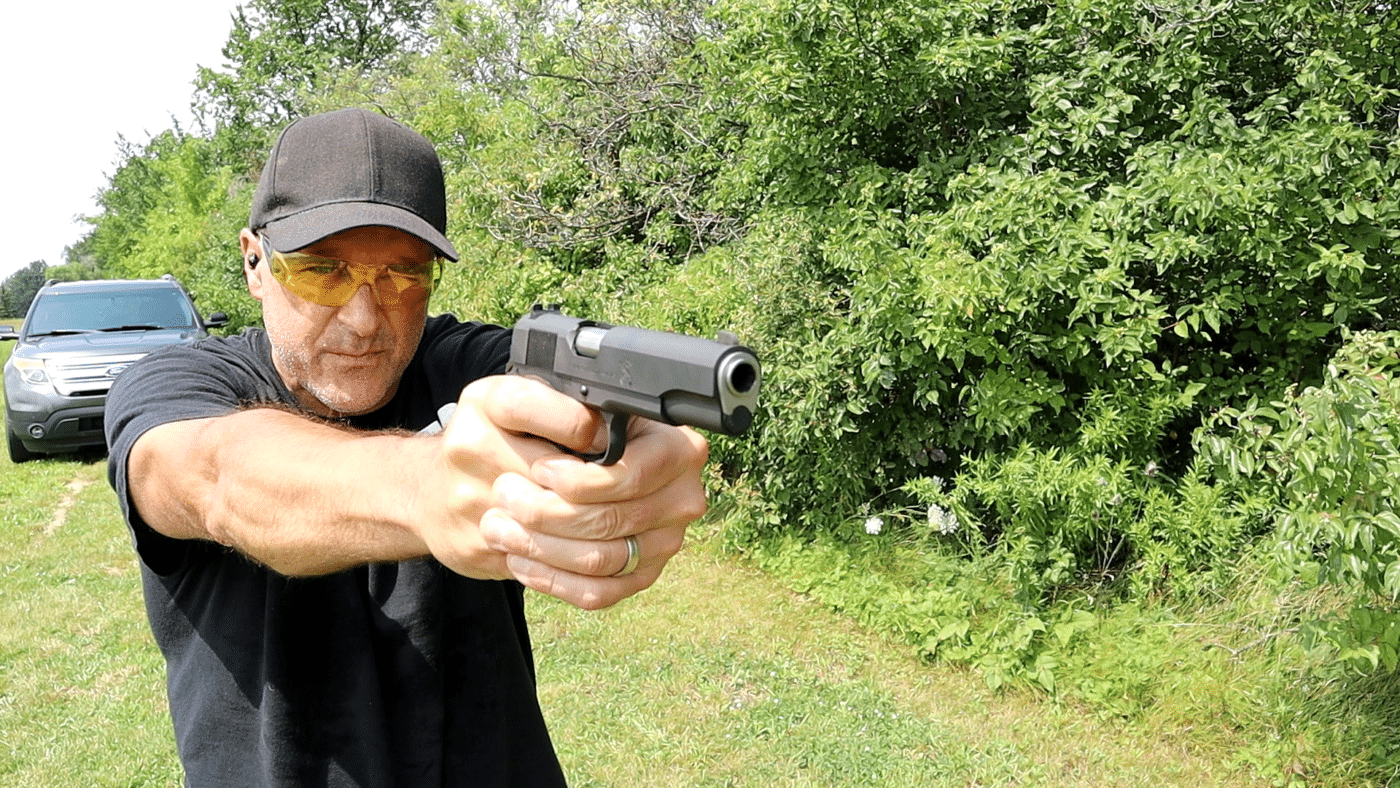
[7,426,37,463]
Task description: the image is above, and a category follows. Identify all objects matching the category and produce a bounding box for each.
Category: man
[105,107,708,786]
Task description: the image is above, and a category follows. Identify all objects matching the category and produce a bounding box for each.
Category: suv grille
[47,353,147,397]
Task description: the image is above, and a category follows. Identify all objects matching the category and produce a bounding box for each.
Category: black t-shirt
[105,314,567,787]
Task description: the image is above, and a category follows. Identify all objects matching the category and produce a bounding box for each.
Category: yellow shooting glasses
[259,233,442,308]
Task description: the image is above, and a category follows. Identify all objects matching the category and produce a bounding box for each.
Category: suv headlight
[9,357,49,385]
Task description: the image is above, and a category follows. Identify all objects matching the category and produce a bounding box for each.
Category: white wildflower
[864,516,884,535]
[928,504,960,536]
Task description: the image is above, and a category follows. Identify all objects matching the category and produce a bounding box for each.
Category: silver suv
[1,277,227,462]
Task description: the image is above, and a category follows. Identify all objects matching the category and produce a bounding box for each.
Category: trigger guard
[597,412,629,465]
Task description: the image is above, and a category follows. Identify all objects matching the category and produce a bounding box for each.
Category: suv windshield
[27,289,199,336]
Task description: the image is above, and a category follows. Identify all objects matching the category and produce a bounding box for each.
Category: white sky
[1,2,241,281]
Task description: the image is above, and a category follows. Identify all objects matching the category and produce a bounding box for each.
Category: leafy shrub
[416,10,1400,699]
[692,0,1400,552]
[1199,332,1400,672]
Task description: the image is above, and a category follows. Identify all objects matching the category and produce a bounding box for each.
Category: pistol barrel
[507,305,761,437]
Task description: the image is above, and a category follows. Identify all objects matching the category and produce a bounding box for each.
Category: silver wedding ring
[612,535,640,577]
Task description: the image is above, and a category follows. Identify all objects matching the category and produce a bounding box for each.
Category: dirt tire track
[45,475,95,535]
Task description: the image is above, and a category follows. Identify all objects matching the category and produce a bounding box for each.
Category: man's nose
[335,283,384,335]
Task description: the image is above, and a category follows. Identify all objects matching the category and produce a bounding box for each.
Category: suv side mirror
[204,312,230,329]
[0,325,16,340]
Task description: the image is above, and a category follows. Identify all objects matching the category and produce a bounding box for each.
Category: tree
[436,0,742,265]
[1,260,48,319]
[193,0,440,167]
[44,247,103,283]
[75,0,445,331]
[75,130,260,329]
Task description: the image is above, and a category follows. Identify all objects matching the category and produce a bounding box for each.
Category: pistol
[506,304,761,465]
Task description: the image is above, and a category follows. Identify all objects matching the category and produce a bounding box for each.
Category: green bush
[415,5,1400,674]
[706,0,1399,544]
[1200,332,1400,673]
[743,523,1168,712]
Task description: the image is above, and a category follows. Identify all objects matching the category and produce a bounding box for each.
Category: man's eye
[389,263,434,278]
[289,257,344,275]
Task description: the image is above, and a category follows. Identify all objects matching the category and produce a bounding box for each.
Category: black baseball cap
[249,108,459,261]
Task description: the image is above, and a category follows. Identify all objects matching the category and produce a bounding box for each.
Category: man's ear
[239,228,266,302]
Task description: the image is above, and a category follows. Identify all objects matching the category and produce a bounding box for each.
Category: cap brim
[261,202,459,261]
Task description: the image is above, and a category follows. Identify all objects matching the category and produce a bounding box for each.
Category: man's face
[241,225,434,417]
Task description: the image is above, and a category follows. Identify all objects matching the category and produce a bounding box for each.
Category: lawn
[0,452,1267,787]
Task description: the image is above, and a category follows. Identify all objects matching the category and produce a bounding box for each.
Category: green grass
[0,458,180,787]
[0,451,1276,787]
[533,540,1260,787]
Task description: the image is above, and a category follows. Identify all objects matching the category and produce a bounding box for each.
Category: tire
[7,426,37,463]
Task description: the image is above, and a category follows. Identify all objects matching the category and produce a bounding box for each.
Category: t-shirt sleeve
[418,314,513,397]
[104,334,289,574]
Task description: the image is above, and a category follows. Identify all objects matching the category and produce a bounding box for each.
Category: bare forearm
[130,408,437,576]
[124,374,713,610]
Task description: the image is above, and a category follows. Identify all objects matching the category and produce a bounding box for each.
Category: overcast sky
[1,2,241,281]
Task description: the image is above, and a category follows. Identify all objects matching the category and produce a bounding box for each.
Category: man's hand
[428,375,709,609]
